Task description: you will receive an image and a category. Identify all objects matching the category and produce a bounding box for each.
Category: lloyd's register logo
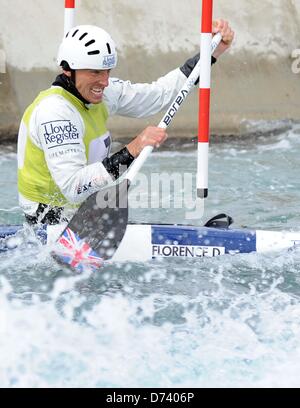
[103,54,116,68]
[42,120,79,147]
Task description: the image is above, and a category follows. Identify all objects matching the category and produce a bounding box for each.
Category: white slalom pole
[197,0,213,199]
[64,0,76,35]
[125,33,221,184]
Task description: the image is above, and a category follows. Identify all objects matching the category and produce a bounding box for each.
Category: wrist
[213,44,230,59]
[212,50,221,59]
[126,141,140,158]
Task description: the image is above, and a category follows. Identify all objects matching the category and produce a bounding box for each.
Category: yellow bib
[18,87,109,206]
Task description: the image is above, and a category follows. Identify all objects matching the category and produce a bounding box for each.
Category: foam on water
[1,124,300,387]
[1,249,300,388]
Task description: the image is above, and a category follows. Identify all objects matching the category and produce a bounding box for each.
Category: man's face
[67,69,111,104]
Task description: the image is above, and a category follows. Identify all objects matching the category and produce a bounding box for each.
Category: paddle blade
[52,179,129,272]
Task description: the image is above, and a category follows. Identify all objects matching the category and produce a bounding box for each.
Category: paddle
[52,32,222,272]
[124,32,221,184]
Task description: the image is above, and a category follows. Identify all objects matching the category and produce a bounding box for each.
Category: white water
[1,123,300,387]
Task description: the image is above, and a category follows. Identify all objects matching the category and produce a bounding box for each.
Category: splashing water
[1,124,300,387]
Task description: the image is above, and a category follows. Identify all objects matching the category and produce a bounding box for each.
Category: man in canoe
[17,20,234,225]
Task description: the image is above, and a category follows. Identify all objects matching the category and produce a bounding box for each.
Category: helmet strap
[70,69,76,86]
[61,61,76,87]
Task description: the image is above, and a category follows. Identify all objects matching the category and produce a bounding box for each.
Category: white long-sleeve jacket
[18,68,187,216]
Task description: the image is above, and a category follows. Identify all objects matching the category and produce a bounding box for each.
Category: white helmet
[57,25,117,70]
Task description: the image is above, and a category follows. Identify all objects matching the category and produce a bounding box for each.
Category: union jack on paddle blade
[54,227,103,272]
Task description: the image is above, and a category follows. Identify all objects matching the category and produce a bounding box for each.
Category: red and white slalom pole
[64,0,76,35]
[197,0,213,199]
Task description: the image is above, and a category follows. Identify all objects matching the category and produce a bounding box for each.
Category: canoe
[1,223,299,261]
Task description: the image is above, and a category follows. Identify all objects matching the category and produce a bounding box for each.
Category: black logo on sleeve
[77,181,93,195]
[42,120,80,148]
